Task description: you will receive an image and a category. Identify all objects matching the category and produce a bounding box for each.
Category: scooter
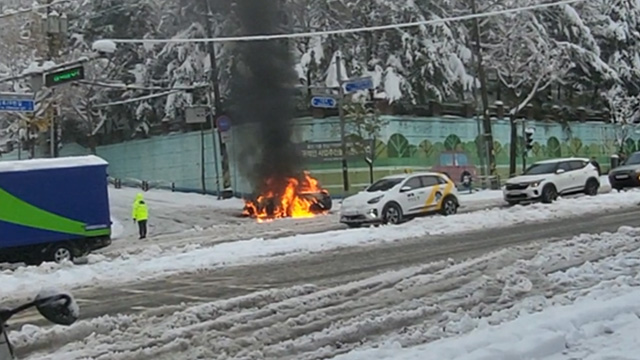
[0,289,79,359]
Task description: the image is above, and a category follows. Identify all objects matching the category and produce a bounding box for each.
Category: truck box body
[0,156,111,262]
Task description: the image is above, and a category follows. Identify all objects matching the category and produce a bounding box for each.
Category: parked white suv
[340,172,460,228]
[503,157,600,205]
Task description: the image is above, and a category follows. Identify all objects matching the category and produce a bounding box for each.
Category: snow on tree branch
[604,85,640,149]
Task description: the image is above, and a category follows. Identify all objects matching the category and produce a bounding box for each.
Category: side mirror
[556,169,565,174]
[35,289,79,326]
[400,186,412,193]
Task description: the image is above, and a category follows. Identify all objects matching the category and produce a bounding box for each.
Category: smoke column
[229,0,301,195]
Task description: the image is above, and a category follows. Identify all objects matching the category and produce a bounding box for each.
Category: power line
[106,0,583,44]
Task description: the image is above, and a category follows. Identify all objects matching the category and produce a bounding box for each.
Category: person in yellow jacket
[132,193,149,239]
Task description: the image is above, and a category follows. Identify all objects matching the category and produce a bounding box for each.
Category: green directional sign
[44,65,85,87]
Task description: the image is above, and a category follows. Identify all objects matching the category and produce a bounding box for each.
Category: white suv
[503,157,600,205]
[340,172,460,228]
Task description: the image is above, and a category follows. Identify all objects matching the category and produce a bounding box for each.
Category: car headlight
[367,195,383,204]
[528,180,544,187]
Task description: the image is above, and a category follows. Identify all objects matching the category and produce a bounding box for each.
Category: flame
[243,172,329,222]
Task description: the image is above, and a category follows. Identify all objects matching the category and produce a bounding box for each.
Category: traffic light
[524,128,535,151]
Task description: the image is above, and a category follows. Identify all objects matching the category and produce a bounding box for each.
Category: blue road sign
[216,115,231,132]
[0,98,34,112]
[311,96,337,109]
[343,76,374,94]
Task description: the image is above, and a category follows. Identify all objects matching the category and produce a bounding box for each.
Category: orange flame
[243,172,329,222]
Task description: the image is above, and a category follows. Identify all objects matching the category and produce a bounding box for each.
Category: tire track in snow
[16,227,640,360]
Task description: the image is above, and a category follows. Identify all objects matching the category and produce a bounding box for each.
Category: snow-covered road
[104,186,507,256]
[13,226,640,360]
[105,177,613,256]
[1,188,637,303]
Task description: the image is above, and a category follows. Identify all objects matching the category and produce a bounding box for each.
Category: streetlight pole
[336,52,349,193]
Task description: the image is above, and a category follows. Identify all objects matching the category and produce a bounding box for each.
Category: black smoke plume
[229,0,301,196]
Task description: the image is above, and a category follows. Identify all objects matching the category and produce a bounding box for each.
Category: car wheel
[440,196,458,216]
[584,178,599,196]
[541,184,558,204]
[49,244,74,263]
[382,203,403,225]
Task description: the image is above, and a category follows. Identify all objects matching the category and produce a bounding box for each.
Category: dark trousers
[137,220,148,239]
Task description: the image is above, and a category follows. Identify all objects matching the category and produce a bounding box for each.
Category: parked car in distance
[503,157,600,205]
[609,151,640,191]
[431,151,478,185]
[340,172,460,228]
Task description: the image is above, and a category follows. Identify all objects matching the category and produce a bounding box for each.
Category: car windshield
[623,152,640,165]
[456,153,469,166]
[524,162,558,175]
[440,153,454,166]
[366,178,403,192]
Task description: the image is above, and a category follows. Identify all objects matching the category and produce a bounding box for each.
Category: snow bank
[335,289,640,360]
[333,232,640,360]
[0,190,638,302]
[12,226,640,360]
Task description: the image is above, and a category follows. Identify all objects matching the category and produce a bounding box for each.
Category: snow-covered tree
[604,85,640,151]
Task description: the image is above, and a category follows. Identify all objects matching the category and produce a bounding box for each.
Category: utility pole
[336,52,349,193]
[471,0,496,182]
[41,0,67,158]
[203,0,231,198]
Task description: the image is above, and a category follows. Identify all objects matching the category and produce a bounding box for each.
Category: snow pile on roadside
[12,226,640,360]
[332,230,640,360]
[0,190,638,302]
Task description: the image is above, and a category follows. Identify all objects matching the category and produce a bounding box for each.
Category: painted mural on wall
[292,116,635,178]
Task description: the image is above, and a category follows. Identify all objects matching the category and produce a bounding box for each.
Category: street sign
[343,76,373,94]
[185,106,208,124]
[216,115,231,132]
[0,92,35,112]
[44,65,85,87]
[311,96,337,109]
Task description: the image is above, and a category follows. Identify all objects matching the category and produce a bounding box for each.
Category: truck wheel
[49,244,74,263]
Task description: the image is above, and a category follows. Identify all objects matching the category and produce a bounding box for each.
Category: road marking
[77,298,100,304]
[120,288,154,294]
[164,293,213,302]
[225,284,273,291]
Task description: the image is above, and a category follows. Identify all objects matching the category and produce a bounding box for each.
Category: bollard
[141,181,150,192]
[171,182,176,192]
[114,179,122,189]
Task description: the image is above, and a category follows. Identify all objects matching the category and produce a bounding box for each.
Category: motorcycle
[0,289,79,359]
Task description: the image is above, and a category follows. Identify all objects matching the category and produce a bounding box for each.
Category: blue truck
[0,155,112,265]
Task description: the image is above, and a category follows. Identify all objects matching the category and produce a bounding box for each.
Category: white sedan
[339,172,460,228]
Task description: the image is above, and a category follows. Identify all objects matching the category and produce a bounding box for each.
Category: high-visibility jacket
[132,193,149,221]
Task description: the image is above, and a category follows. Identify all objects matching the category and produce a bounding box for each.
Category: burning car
[243,172,332,222]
